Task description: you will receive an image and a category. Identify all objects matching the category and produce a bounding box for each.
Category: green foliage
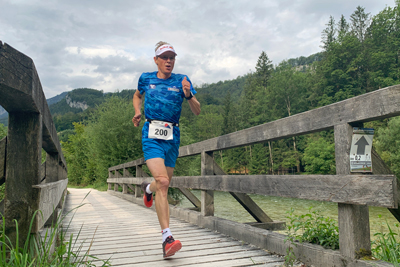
[374,116,400,178]
[195,75,247,103]
[0,123,6,139]
[302,136,336,174]
[58,129,76,143]
[286,207,339,250]
[372,220,400,266]
[62,97,142,187]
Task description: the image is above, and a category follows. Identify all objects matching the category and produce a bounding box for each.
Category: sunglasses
[158,55,175,61]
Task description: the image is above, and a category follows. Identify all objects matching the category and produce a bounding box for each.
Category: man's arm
[187,96,201,115]
[182,76,201,115]
[132,90,143,127]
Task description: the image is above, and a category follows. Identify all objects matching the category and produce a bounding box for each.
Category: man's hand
[132,113,141,127]
[182,76,191,97]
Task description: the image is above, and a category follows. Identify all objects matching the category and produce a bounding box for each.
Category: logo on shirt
[149,84,156,89]
[168,86,179,92]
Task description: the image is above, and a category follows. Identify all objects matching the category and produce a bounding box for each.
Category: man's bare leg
[145,158,174,230]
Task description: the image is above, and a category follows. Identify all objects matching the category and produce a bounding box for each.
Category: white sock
[162,228,172,242]
[146,184,152,194]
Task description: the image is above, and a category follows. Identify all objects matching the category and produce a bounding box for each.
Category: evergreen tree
[322,16,336,50]
[350,6,371,43]
[255,51,273,89]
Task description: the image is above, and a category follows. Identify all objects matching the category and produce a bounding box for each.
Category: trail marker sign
[350,128,374,172]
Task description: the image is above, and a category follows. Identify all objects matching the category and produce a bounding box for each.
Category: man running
[132,41,201,258]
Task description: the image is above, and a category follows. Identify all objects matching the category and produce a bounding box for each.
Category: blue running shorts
[142,139,180,168]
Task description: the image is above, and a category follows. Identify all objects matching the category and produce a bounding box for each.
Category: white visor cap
[155,44,177,57]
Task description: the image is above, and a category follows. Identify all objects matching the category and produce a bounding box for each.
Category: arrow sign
[354,136,369,155]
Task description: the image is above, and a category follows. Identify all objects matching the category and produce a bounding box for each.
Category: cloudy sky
[0,0,396,98]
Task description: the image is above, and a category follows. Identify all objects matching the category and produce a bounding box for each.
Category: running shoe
[162,236,182,258]
[141,182,153,208]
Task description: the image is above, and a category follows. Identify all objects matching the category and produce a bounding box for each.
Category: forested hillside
[3,4,398,188]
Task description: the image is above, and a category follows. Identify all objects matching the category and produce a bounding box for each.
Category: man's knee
[155,176,170,192]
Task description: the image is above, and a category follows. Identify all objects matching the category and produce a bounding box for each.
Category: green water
[177,190,399,239]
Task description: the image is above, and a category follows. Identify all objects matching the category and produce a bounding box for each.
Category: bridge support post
[135,165,145,197]
[5,112,43,244]
[46,152,59,183]
[335,123,371,259]
[201,151,214,216]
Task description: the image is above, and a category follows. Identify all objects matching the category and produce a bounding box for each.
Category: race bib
[148,121,173,140]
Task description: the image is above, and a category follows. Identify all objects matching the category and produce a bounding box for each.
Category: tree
[322,16,336,50]
[375,116,400,177]
[350,6,371,43]
[303,136,336,174]
[255,51,273,89]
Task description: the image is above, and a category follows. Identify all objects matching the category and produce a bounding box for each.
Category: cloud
[0,0,396,98]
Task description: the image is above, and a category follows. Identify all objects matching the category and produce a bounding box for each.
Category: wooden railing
[108,81,400,266]
[0,42,68,244]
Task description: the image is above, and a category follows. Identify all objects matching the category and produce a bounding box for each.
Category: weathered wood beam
[127,184,136,193]
[179,85,400,157]
[123,168,132,177]
[0,136,6,186]
[135,165,150,197]
[371,148,400,222]
[201,151,214,216]
[45,153,59,183]
[5,112,43,242]
[108,173,396,208]
[213,159,274,223]
[0,42,66,168]
[244,222,286,231]
[32,179,68,232]
[178,188,201,208]
[335,123,371,260]
[109,158,145,171]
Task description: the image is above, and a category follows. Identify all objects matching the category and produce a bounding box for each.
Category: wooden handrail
[0,42,68,245]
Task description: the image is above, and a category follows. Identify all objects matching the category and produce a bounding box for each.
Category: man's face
[154,51,176,76]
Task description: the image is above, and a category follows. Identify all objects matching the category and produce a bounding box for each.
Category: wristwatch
[185,92,194,100]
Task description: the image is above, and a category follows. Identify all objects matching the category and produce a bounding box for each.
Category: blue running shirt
[138,71,197,143]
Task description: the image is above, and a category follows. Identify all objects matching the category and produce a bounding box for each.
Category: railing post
[108,171,113,190]
[135,165,144,197]
[5,112,43,242]
[201,151,214,216]
[46,152,59,183]
[334,123,371,259]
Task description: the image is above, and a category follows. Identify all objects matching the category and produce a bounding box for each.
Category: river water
[177,190,399,240]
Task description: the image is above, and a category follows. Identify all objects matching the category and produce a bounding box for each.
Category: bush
[286,207,339,250]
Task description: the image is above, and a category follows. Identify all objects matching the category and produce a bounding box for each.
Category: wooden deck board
[63,188,284,267]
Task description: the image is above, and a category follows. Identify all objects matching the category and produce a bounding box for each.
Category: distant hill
[194,75,248,105]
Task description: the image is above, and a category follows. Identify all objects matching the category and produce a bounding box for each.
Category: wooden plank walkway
[62,188,286,266]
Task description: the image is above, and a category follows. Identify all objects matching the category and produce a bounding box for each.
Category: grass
[0,192,110,266]
[372,220,400,266]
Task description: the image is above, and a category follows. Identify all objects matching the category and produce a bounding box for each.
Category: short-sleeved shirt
[138,71,197,144]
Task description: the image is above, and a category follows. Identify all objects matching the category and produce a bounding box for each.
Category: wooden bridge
[1,42,400,266]
[64,188,287,266]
